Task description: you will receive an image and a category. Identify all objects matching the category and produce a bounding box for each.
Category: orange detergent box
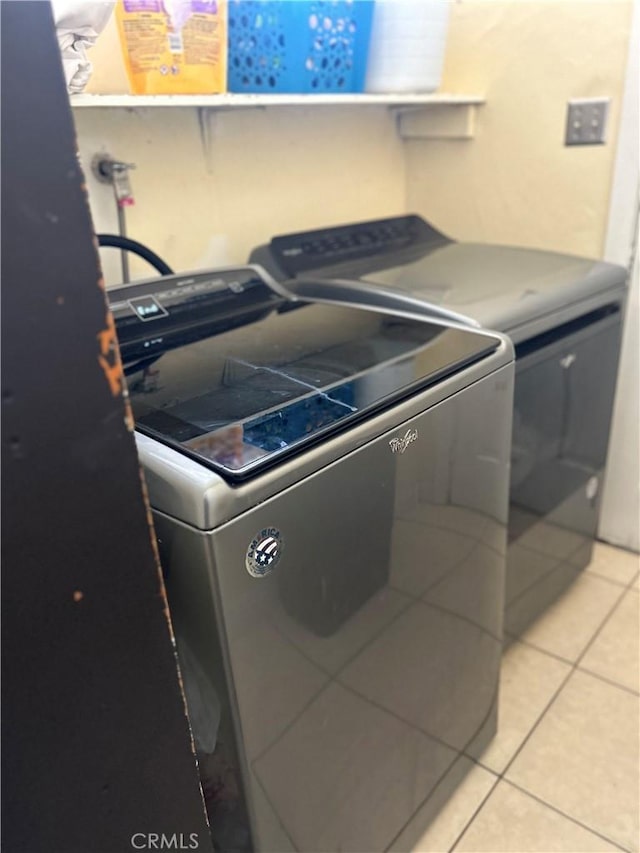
[115,1,227,94]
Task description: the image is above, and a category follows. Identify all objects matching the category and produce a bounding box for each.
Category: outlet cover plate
[565,98,610,146]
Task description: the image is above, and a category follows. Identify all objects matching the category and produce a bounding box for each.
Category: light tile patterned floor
[409,542,640,853]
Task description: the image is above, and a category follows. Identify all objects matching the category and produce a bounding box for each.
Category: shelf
[70,92,485,109]
[69,92,484,147]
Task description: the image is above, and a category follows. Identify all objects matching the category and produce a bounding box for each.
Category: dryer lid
[258,215,626,333]
[343,242,625,333]
[110,266,500,481]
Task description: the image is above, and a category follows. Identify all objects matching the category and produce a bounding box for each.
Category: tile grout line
[446,772,501,853]
[586,537,640,589]
[251,771,299,853]
[450,660,616,852]
[586,566,639,588]
[474,660,574,782]
[503,634,639,696]
[500,778,632,853]
[448,565,636,851]
[257,561,632,771]
[508,535,638,595]
[502,556,567,613]
[270,586,416,682]
[572,580,631,669]
[383,754,489,853]
[335,676,469,765]
[503,631,580,665]
[505,565,633,674]
[576,664,639,697]
[508,525,597,567]
[502,552,631,646]
[502,518,593,609]
[498,577,628,781]
[258,552,637,851]
[250,677,332,767]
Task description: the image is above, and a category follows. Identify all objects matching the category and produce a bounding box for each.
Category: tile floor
[409,541,640,853]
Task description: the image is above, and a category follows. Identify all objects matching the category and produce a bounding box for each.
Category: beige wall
[75,105,406,285]
[77,16,406,285]
[406,0,633,258]
[76,1,633,283]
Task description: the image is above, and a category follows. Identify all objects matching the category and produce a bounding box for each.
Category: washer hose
[97,234,174,277]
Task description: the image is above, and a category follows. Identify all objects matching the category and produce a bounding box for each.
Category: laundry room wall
[74,13,407,287]
[405,0,634,259]
[76,2,633,278]
[75,103,406,286]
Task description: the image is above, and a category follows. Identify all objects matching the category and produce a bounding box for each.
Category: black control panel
[265,215,450,278]
[109,267,283,364]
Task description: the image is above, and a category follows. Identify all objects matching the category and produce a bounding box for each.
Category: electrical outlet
[565,98,610,146]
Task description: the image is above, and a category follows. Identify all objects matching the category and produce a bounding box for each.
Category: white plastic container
[365,0,451,94]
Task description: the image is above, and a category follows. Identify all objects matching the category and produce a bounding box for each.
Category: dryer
[251,216,627,639]
[109,265,514,852]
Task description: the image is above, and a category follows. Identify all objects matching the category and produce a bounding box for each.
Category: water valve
[92,154,136,206]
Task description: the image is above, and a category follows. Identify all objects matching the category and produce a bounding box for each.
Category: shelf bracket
[395,102,481,141]
[197,107,217,174]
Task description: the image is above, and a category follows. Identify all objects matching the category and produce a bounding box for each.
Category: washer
[251,216,626,637]
[109,265,514,852]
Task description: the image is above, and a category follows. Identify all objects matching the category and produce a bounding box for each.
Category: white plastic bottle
[365,0,451,94]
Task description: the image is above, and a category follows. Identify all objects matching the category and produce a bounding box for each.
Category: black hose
[97,234,174,276]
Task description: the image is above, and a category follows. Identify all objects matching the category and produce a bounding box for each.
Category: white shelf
[70,92,485,109]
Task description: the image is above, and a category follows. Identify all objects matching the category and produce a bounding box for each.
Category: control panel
[267,214,449,278]
[108,267,283,363]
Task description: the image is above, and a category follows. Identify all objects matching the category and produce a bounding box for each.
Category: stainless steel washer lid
[110,264,507,484]
[350,242,626,334]
[252,215,627,338]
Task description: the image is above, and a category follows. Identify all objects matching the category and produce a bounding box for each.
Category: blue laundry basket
[228,0,374,93]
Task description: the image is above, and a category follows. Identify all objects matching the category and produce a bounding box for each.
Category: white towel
[52,0,115,94]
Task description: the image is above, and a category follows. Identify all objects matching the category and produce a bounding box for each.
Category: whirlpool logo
[389,428,419,454]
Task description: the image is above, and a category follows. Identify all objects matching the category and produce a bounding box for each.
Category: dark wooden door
[1,3,213,851]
